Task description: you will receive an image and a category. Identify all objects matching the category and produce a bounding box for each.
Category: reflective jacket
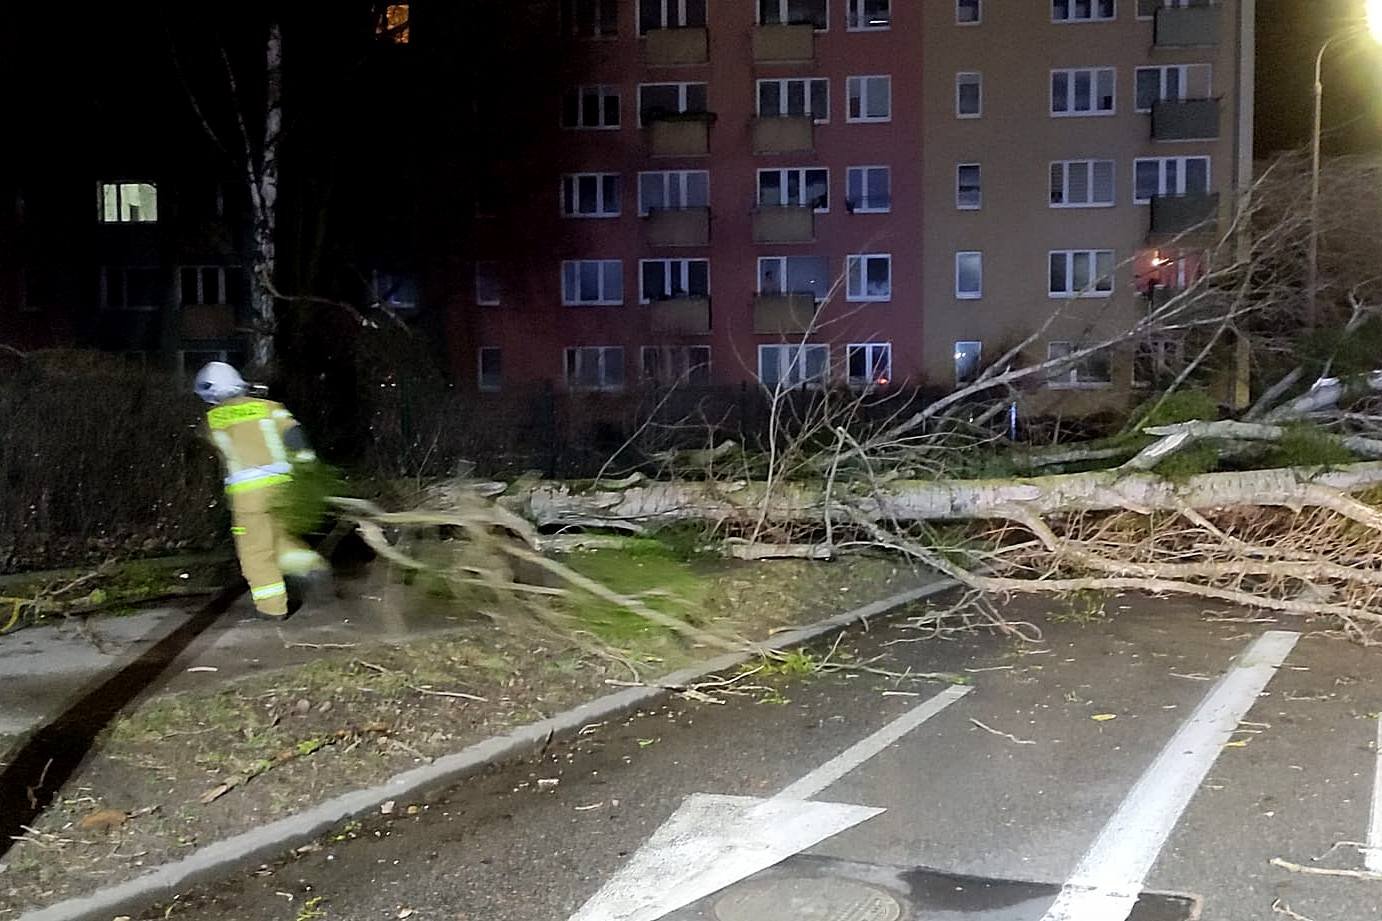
[206,396,315,494]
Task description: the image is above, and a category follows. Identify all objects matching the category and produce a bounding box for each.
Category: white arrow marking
[1041,630,1299,921]
[569,684,971,921]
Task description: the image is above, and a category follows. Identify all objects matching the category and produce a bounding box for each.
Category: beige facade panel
[752,206,815,244]
[650,297,712,335]
[753,293,816,334]
[649,118,711,158]
[646,207,711,247]
[644,27,709,66]
[751,116,814,154]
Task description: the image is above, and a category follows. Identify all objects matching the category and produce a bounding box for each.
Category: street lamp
[1308,5,1382,329]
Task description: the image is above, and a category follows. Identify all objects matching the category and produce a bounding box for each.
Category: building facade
[460,0,925,393]
[920,0,1254,407]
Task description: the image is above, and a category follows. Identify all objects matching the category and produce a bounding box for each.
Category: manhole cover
[714,877,903,921]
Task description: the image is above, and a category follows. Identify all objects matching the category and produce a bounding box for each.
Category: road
[134,594,1382,921]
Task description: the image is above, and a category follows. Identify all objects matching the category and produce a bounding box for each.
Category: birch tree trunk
[246,22,283,370]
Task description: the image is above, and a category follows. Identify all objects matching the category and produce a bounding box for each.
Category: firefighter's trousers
[229,484,325,618]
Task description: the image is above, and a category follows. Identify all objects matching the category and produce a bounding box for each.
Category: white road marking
[1367,716,1382,873]
[1041,630,1300,921]
[776,684,972,801]
[568,684,971,921]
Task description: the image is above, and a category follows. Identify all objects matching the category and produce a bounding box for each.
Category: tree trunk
[247,22,283,370]
[494,463,1382,531]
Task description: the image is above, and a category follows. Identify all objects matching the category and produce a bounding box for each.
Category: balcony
[1141,285,1187,311]
[752,23,815,63]
[179,304,237,340]
[645,207,711,246]
[752,206,814,244]
[649,114,713,157]
[644,27,709,65]
[649,296,711,334]
[752,115,814,154]
[753,293,818,334]
[1149,193,1220,237]
[1154,4,1220,48]
[1152,98,1219,141]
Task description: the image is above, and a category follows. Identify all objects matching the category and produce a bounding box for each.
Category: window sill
[847,296,892,304]
[956,203,981,211]
[1048,292,1115,300]
[846,116,894,124]
[853,207,892,214]
[956,112,983,119]
[1050,110,1118,118]
[564,301,624,307]
[1050,202,1117,209]
[956,293,983,300]
[561,213,622,219]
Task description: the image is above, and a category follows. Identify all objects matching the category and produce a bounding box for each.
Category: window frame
[846,342,893,389]
[1049,158,1117,208]
[1134,63,1213,113]
[757,343,832,389]
[956,72,983,118]
[637,0,708,33]
[1050,67,1117,117]
[1051,0,1117,23]
[954,340,983,385]
[565,346,626,391]
[955,251,983,300]
[757,255,831,301]
[1046,341,1114,388]
[756,77,831,123]
[847,0,891,31]
[757,167,831,212]
[641,345,712,386]
[846,253,893,303]
[97,181,159,224]
[956,0,981,25]
[560,172,622,218]
[956,163,982,210]
[847,165,892,213]
[561,84,622,130]
[475,261,501,306]
[757,0,830,31]
[180,265,233,307]
[1048,249,1117,299]
[846,75,893,123]
[637,170,711,215]
[638,258,711,303]
[561,259,625,306]
[561,0,620,38]
[1133,156,1212,204]
[478,347,503,392]
[637,81,710,127]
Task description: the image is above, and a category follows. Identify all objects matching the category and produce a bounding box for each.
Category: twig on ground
[1271,899,1318,921]
[407,685,488,702]
[969,718,1036,745]
[1270,857,1382,881]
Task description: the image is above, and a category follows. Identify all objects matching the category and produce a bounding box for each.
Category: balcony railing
[752,206,814,244]
[753,293,817,334]
[1154,3,1219,48]
[751,115,813,155]
[649,114,713,157]
[644,27,709,65]
[645,207,711,246]
[1149,192,1220,237]
[1151,98,1219,141]
[650,296,712,334]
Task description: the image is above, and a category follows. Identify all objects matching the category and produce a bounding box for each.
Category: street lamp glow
[1370,0,1382,44]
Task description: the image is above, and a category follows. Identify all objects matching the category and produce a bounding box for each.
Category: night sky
[1258,0,1382,154]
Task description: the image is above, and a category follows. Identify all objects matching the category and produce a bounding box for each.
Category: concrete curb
[15,578,958,921]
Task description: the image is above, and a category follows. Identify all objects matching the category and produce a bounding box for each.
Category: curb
[15,577,957,921]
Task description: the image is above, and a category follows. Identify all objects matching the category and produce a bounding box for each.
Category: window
[100,266,164,310]
[373,272,418,311]
[638,171,710,214]
[954,341,982,385]
[848,0,890,30]
[758,255,831,300]
[565,346,625,390]
[956,163,981,209]
[1134,156,1210,203]
[180,266,240,306]
[1051,68,1116,116]
[758,168,829,211]
[478,347,502,391]
[376,3,410,43]
[639,0,707,32]
[1050,159,1116,207]
[642,346,712,386]
[758,0,829,30]
[563,0,619,37]
[848,166,891,213]
[1052,0,1116,22]
[1049,250,1116,297]
[475,261,501,305]
[1133,337,1184,387]
[638,82,709,125]
[98,182,158,223]
[847,343,892,388]
[562,260,624,305]
[956,0,981,24]
[956,73,982,118]
[847,76,892,122]
[561,173,621,217]
[759,344,830,388]
[1047,341,1112,387]
[955,252,982,299]
[846,254,891,302]
[640,258,709,302]
[757,78,830,122]
[562,85,621,129]
[1135,64,1212,112]
[1138,0,1195,19]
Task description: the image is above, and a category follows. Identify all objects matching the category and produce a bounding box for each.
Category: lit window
[847,343,892,389]
[98,182,158,223]
[954,341,982,384]
[377,3,410,43]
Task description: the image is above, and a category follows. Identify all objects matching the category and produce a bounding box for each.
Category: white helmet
[194,361,248,404]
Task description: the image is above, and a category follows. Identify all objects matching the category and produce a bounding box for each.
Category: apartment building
[921,0,1254,408]
[461,0,924,393]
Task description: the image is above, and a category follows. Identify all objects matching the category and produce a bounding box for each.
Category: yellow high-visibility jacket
[206,396,315,494]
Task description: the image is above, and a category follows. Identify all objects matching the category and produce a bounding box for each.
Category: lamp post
[1308,4,1382,330]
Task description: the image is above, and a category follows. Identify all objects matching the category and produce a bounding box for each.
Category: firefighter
[194,361,327,619]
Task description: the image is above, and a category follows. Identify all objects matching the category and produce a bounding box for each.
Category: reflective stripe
[272,409,293,420]
[208,401,270,430]
[260,419,288,465]
[279,548,328,575]
[225,462,291,486]
[226,473,293,495]
[211,431,241,474]
[230,526,247,536]
[251,581,287,601]
[294,450,317,463]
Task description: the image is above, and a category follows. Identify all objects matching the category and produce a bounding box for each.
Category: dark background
[1259,0,1382,154]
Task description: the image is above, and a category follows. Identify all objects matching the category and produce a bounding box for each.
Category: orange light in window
[378,3,410,44]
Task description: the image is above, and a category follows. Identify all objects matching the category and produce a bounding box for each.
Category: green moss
[272,461,349,538]
[1152,441,1222,480]
[1263,423,1357,469]
[1124,389,1220,435]
[1301,317,1382,380]
[557,541,711,649]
